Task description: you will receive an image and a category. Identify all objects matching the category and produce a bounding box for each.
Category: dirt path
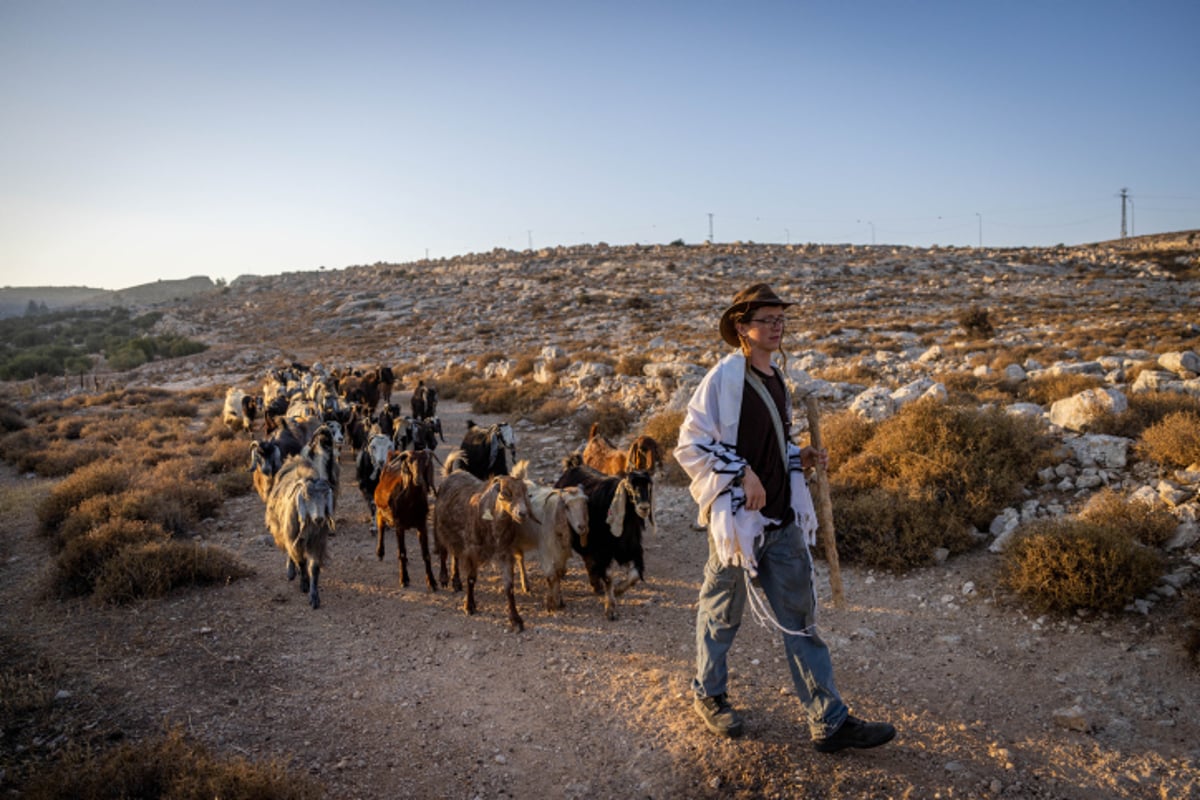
[2,401,1198,799]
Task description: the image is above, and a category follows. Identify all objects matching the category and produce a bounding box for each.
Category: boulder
[891,378,936,409]
[918,345,943,363]
[1003,363,1027,382]
[1158,350,1200,377]
[988,507,1021,553]
[1049,388,1127,432]
[1066,434,1131,469]
[532,360,557,384]
[1131,370,1178,393]
[849,386,896,422]
[643,361,704,380]
[1006,402,1045,419]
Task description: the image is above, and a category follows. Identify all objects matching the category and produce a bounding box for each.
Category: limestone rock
[1066,434,1130,469]
[1049,388,1127,432]
[1158,350,1200,377]
[849,386,896,422]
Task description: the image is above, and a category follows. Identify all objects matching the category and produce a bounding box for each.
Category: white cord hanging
[744,569,818,638]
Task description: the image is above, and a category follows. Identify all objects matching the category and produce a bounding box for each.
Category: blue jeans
[692,521,848,739]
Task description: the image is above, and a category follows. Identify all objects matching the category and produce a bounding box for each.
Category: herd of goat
[221,363,664,628]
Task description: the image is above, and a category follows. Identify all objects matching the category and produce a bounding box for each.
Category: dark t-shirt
[736,365,792,523]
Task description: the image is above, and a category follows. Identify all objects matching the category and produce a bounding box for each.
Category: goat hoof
[510,619,525,633]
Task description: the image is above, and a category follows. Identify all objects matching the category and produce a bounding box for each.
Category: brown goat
[434,462,533,632]
[374,449,437,590]
[582,423,664,477]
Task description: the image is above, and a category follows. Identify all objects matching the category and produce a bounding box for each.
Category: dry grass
[1137,411,1200,468]
[21,725,321,800]
[37,460,135,540]
[641,408,689,485]
[1002,518,1162,613]
[817,409,875,471]
[811,360,880,384]
[615,354,650,377]
[91,540,250,604]
[50,519,171,598]
[1078,489,1179,547]
[1089,391,1200,440]
[528,397,576,425]
[575,399,635,440]
[1019,372,1104,405]
[829,399,1053,569]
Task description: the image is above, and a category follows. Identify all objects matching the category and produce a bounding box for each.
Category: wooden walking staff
[804,395,845,607]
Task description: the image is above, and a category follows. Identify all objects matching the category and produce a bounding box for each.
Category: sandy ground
[2,400,1198,800]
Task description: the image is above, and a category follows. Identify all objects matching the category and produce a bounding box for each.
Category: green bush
[1002,518,1162,613]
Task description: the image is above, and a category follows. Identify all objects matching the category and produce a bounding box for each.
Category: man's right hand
[741,467,766,511]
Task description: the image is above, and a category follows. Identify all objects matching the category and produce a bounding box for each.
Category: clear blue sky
[2,1,1198,290]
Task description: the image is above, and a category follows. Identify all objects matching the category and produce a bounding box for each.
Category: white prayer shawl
[674,351,818,574]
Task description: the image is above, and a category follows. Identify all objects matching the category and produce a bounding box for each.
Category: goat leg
[375,517,387,561]
[515,552,530,594]
[416,526,437,592]
[545,573,563,612]
[602,577,617,621]
[436,545,450,589]
[308,562,321,610]
[502,560,524,632]
[612,566,642,597]
[464,570,478,615]
[286,557,297,582]
[397,529,411,588]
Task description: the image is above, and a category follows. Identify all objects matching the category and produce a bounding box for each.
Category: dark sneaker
[813,715,896,753]
[693,693,744,738]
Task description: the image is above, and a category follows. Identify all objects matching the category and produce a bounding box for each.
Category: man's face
[737,304,786,350]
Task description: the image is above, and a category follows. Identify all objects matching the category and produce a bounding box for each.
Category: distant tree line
[0,307,208,380]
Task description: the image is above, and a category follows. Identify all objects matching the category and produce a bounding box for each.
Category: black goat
[553,456,654,620]
[457,420,516,479]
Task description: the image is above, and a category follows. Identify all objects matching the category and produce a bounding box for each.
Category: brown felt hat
[718,283,795,348]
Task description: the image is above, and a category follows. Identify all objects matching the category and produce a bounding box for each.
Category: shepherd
[674,282,895,752]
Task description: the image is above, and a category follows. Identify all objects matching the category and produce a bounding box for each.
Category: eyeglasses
[748,316,787,328]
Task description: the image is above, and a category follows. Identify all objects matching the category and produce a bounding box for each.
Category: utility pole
[975,212,982,248]
[858,219,875,245]
[707,213,714,243]
[1119,188,1129,238]
[527,230,533,250]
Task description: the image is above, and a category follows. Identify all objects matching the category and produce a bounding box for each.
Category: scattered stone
[1051,705,1090,732]
[1050,388,1127,432]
